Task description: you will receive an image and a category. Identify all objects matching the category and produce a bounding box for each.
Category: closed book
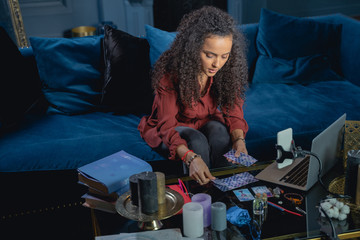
[77,181,124,202]
[77,150,152,195]
[82,193,116,213]
[87,187,123,202]
[94,229,183,240]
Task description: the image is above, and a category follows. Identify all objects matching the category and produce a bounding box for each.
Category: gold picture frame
[1,0,28,48]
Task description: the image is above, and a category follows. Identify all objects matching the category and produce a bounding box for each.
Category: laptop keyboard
[280,156,310,187]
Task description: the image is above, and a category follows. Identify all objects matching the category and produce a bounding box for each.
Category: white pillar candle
[183,202,204,238]
[211,202,227,231]
[191,193,212,227]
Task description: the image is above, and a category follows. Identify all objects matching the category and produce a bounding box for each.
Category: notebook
[255,113,346,191]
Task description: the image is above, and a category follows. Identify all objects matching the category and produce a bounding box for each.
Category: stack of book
[77,150,153,213]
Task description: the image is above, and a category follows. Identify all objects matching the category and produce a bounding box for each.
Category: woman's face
[199,34,233,80]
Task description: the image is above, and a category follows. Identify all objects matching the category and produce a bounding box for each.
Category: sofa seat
[2,78,359,172]
[0,112,164,172]
[245,79,360,161]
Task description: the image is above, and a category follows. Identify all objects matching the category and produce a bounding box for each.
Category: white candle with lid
[183,202,204,238]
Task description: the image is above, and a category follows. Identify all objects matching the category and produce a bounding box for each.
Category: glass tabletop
[92,161,360,239]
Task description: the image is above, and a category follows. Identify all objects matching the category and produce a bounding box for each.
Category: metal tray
[115,188,184,222]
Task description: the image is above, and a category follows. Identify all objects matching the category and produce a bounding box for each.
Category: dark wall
[153,0,227,32]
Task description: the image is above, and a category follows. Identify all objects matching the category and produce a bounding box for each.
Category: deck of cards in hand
[77,150,152,213]
[129,171,166,214]
[211,150,259,192]
[224,150,258,167]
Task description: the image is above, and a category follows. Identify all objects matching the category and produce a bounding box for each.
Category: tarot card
[233,188,254,202]
[212,172,259,192]
[224,149,258,167]
[251,185,273,197]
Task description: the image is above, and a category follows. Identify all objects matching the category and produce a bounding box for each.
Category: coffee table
[91,161,360,239]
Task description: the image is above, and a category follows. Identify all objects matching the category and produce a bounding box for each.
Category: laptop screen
[308,113,346,183]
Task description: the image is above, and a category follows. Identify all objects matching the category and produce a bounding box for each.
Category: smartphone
[276,128,294,169]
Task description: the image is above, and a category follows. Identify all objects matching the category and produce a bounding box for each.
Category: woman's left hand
[226,138,248,163]
[233,138,248,156]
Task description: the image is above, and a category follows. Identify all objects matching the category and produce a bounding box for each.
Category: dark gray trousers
[157,120,232,174]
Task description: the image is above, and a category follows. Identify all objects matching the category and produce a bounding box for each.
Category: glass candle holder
[253,193,264,215]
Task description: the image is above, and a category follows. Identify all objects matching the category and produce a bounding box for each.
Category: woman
[138,6,249,185]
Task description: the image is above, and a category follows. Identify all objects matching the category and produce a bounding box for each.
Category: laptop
[255,113,346,191]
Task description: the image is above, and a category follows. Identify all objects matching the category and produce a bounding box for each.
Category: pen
[178,178,184,192]
[268,201,303,217]
[178,178,190,196]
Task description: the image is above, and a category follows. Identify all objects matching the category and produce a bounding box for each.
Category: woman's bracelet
[233,137,246,144]
[181,149,193,162]
[186,154,201,167]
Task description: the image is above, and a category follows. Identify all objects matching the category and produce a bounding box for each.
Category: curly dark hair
[152,6,248,109]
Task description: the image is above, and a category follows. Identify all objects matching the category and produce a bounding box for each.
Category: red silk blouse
[138,75,248,161]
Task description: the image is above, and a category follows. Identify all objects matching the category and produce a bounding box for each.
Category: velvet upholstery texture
[30,36,103,115]
[145,25,176,67]
[0,112,164,172]
[102,25,153,115]
[253,9,343,84]
[2,12,360,172]
[244,80,360,160]
[0,27,41,130]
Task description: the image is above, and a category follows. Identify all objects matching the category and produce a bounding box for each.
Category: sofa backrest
[238,23,259,81]
[240,12,360,86]
[314,13,360,87]
[18,12,360,118]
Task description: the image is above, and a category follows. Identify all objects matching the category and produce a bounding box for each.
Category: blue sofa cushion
[253,9,343,85]
[145,25,176,67]
[30,36,103,115]
[0,27,41,131]
[102,25,153,115]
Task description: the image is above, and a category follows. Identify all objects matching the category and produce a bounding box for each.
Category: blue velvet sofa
[1,9,360,175]
[1,9,360,229]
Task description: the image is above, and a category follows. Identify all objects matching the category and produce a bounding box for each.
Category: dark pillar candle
[138,171,158,214]
[129,173,139,206]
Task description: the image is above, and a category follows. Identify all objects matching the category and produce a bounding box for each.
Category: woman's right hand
[188,156,215,185]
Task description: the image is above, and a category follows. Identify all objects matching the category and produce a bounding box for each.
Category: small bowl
[71,26,96,38]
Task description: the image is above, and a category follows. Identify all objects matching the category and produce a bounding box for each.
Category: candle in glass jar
[183,202,204,238]
[191,193,212,227]
[138,171,158,214]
